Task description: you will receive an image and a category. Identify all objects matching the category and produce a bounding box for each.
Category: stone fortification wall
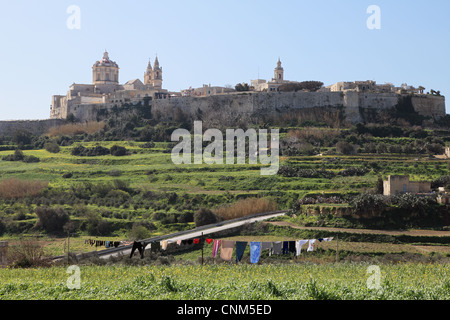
[67,102,117,122]
[130,92,447,126]
[411,95,446,120]
[3,92,445,133]
[151,91,348,127]
[0,119,65,137]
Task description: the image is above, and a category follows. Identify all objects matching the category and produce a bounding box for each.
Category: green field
[0,119,450,301]
[0,263,448,300]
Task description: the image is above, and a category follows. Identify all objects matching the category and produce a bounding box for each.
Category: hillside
[0,110,449,265]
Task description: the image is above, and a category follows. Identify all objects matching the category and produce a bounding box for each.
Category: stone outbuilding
[383,175,431,196]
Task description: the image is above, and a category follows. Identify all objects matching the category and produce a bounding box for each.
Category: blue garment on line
[250,242,261,264]
[235,241,247,263]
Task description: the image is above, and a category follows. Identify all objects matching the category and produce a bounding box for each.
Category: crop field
[0,263,449,300]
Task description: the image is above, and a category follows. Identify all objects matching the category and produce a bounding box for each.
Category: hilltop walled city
[49,51,446,125]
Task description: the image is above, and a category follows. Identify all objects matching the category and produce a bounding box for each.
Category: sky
[0,0,450,120]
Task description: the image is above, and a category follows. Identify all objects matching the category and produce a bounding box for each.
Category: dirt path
[267,221,450,237]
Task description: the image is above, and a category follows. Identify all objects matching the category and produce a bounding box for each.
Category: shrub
[0,178,48,199]
[349,193,386,215]
[82,211,110,236]
[2,149,24,161]
[23,155,40,163]
[338,167,369,177]
[128,225,151,241]
[110,145,128,156]
[62,172,73,179]
[12,130,32,146]
[108,170,121,177]
[2,150,39,163]
[194,208,218,227]
[8,238,51,268]
[336,141,355,155]
[277,166,335,179]
[35,206,70,234]
[391,193,439,217]
[178,211,194,223]
[44,141,60,153]
[152,211,166,221]
[71,145,110,157]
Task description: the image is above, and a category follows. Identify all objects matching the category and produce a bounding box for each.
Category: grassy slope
[0,138,449,260]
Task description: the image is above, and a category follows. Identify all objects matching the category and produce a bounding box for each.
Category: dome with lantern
[93,51,119,68]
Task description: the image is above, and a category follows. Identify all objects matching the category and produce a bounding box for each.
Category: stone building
[181,84,235,97]
[49,52,446,123]
[326,80,419,94]
[251,58,298,92]
[51,51,168,119]
[144,56,163,89]
[93,51,119,85]
[383,175,431,196]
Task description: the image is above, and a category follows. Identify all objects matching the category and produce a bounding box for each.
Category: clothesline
[158,237,334,264]
[84,239,131,248]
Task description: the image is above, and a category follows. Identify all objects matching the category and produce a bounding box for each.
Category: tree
[194,208,217,227]
[12,130,32,146]
[110,145,128,156]
[278,81,324,92]
[350,193,386,215]
[13,149,24,161]
[35,206,70,234]
[44,141,60,153]
[418,86,425,94]
[128,225,151,241]
[375,176,384,194]
[235,83,249,92]
[335,141,354,155]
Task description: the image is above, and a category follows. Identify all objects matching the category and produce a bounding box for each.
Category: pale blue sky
[1,0,449,120]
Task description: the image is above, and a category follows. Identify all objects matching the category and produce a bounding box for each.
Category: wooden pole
[336,235,339,263]
[201,232,204,266]
[67,232,70,264]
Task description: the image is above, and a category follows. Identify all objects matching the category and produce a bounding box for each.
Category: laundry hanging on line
[84,239,123,248]
[127,235,333,261]
[200,237,334,264]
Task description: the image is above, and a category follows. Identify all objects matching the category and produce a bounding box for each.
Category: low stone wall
[0,241,7,267]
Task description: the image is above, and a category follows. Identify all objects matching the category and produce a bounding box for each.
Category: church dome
[93,51,119,68]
